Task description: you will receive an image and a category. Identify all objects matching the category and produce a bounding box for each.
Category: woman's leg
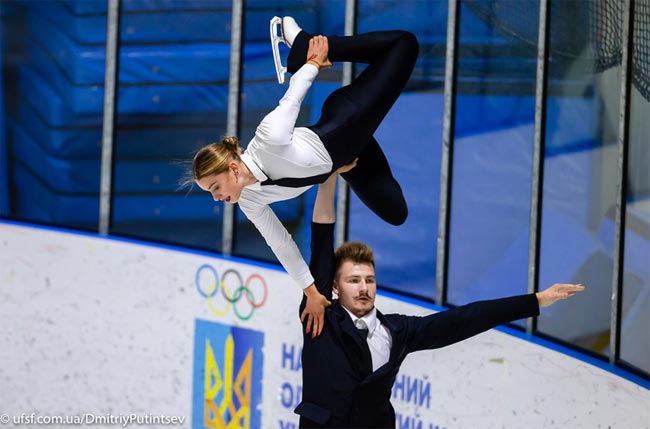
[289,29,416,225]
[290,30,418,165]
[340,137,407,226]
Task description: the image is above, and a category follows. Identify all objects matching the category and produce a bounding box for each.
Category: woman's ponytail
[220,136,241,158]
[191,136,242,181]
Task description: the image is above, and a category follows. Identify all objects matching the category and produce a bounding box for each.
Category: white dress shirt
[238,64,333,289]
[343,306,393,371]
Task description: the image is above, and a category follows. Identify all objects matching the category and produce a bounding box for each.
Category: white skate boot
[269,16,302,84]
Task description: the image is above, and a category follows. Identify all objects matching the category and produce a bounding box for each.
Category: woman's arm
[255,35,330,147]
[239,194,330,337]
[254,64,319,147]
[239,197,315,288]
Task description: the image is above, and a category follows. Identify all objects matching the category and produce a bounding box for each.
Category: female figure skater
[192,17,418,336]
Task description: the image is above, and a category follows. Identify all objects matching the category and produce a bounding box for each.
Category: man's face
[333,261,376,318]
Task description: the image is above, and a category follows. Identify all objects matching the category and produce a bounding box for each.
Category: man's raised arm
[306,173,338,303]
[299,171,339,337]
[300,160,358,336]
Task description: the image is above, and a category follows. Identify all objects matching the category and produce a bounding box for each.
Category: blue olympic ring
[195,264,219,298]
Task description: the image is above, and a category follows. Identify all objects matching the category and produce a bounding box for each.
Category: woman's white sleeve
[239,199,315,289]
[255,64,319,146]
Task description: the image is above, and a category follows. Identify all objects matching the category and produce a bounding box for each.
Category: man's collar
[341,305,379,334]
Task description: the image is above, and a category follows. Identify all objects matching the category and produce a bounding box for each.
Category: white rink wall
[0,222,648,429]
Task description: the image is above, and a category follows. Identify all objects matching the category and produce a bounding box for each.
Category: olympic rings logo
[195,264,268,321]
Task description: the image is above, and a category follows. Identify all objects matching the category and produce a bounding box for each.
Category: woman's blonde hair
[192,136,242,181]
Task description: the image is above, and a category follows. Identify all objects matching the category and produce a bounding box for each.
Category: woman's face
[196,163,244,204]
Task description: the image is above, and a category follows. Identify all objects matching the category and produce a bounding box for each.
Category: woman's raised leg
[340,137,407,226]
[298,30,419,166]
[287,24,417,225]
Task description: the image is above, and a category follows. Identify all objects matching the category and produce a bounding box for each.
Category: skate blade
[270,16,288,84]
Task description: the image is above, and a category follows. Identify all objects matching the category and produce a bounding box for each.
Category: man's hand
[536,283,585,307]
[301,284,332,338]
[306,35,332,69]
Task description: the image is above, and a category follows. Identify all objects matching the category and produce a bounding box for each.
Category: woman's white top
[238,63,333,289]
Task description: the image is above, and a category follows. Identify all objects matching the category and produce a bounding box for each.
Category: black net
[635,0,650,99]
[462,0,650,101]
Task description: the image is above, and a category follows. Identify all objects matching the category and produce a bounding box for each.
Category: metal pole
[98,0,121,235]
[222,0,245,256]
[435,0,460,304]
[610,0,634,364]
[335,0,358,247]
[527,0,550,334]
[0,2,7,217]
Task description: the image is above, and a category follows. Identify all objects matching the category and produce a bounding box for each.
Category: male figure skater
[296,172,585,428]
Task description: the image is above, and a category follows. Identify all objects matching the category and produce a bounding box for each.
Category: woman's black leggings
[288,30,419,226]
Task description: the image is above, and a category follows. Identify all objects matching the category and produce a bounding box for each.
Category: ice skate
[269,16,302,84]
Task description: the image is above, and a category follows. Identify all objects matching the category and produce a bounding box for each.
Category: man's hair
[334,241,375,280]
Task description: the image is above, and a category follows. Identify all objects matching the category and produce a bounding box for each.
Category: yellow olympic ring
[206,281,231,317]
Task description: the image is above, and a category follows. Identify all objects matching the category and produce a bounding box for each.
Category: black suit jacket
[295,223,540,428]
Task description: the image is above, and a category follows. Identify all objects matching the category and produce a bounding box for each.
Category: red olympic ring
[245,273,268,308]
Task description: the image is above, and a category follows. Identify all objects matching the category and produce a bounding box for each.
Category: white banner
[0,222,647,428]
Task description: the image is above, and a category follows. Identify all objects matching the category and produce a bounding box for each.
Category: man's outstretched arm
[401,283,586,353]
[536,283,585,307]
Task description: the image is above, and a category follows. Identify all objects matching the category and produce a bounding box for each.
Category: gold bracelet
[307,60,320,70]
